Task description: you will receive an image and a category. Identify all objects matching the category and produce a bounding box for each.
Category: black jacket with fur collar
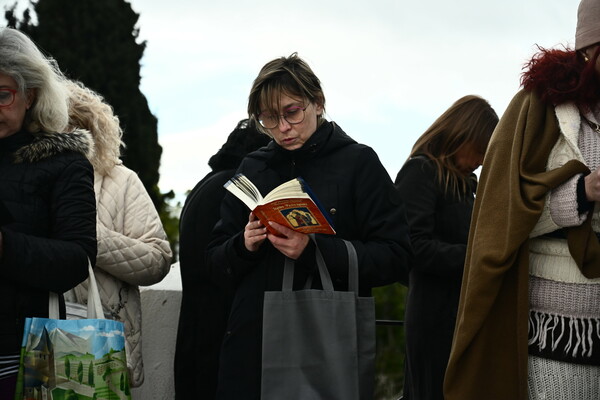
[0,129,97,355]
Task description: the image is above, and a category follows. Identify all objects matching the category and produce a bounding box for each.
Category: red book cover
[254,197,336,236]
[224,174,336,236]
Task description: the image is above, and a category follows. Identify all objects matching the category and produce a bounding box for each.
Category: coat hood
[13,128,94,164]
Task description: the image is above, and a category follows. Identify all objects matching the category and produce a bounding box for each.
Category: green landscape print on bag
[15,317,131,400]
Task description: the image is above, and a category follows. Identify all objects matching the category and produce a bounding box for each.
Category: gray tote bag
[261,238,376,400]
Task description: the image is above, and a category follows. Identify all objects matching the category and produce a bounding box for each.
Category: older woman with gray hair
[0,28,96,398]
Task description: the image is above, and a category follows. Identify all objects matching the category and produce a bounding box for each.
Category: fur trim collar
[14,129,94,164]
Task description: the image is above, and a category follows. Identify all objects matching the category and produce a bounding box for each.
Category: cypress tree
[77,361,84,383]
[64,357,70,379]
[88,360,94,386]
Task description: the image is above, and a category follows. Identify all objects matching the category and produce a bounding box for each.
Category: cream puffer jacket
[67,163,172,387]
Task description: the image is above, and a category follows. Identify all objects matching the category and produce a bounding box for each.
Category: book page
[225,174,335,235]
[262,178,310,204]
[224,175,262,211]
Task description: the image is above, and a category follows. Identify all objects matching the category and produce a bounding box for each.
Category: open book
[224,174,336,236]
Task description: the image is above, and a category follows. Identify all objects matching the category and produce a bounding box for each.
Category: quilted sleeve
[96,167,172,286]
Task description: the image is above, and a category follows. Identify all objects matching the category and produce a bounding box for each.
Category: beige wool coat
[68,163,172,387]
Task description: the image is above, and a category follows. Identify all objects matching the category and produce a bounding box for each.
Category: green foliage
[158,189,181,261]
[102,364,112,381]
[64,357,70,379]
[64,389,79,400]
[374,283,407,400]
[124,376,131,396]
[77,361,84,383]
[88,361,94,386]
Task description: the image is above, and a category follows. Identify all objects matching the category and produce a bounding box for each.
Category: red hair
[520,45,600,109]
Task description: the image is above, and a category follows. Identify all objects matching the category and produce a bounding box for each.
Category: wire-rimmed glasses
[258,105,308,129]
[0,88,17,108]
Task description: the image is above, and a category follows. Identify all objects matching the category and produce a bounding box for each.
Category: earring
[581,51,590,62]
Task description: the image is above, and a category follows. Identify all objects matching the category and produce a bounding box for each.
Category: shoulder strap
[49,259,105,319]
[283,234,334,291]
[343,240,359,293]
[283,237,358,294]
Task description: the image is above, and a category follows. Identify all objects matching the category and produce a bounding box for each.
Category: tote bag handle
[283,236,359,293]
[344,239,359,293]
[49,259,105,319]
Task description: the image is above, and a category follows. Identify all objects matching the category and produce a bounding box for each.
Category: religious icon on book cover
[282,208,319,228]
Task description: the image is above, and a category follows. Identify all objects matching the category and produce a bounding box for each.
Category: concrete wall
[131,263,182,400]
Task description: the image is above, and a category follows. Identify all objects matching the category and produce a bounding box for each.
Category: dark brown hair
[410,95,498,197]
[247,53,325,135]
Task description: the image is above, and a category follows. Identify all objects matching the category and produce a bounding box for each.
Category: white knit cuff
[549,173,586,227]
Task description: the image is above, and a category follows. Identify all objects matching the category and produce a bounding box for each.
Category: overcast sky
[4,0,583,205]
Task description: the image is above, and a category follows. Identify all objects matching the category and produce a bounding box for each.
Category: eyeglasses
[258,105,308,129]
[0,88,17,108]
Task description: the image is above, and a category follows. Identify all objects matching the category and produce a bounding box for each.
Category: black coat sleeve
[179,170,237,291]
[312,147,412,291]
[205,176,265,287]
[0,155,96,293]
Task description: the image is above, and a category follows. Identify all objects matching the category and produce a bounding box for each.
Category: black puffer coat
[207,121,412,399]
[0,129,97,355]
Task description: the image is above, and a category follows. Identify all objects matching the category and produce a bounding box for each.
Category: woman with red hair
[444,0,600,399]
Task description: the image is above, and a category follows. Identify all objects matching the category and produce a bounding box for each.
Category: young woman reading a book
[206,53,413,399]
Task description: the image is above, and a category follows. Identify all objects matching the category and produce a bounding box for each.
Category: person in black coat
[394,95,498,400]
[174,119,269,399]
[0,28,96,399]
[206,53,412,400]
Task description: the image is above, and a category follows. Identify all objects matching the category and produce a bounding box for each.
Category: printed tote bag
[14,262,131,400]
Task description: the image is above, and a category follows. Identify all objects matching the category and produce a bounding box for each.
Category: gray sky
[128,0,579,204]
[4,0,583,204]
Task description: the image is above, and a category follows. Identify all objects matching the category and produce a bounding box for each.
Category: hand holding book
[224,174,336,236]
